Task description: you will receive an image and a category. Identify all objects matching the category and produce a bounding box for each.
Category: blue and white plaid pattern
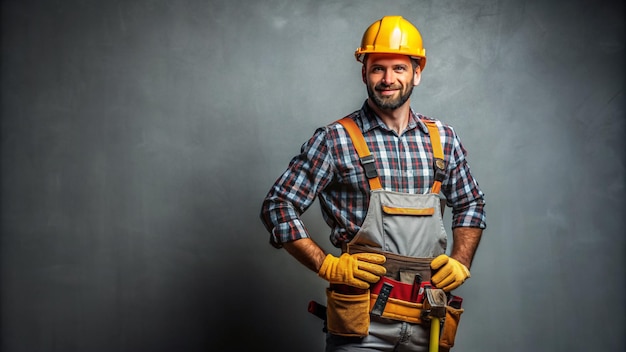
[261,102,486,248]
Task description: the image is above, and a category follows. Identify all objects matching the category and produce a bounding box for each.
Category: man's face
[363,54,421,111]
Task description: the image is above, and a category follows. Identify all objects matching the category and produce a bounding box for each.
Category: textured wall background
[1,0,624,351]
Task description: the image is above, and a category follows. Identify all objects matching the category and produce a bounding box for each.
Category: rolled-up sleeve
[443,128,486,229]
[260,127,334,248]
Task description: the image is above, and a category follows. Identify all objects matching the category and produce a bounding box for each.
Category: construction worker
[260,16,486,352]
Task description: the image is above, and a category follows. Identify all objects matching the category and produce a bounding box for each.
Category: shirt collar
[359,101,429,135]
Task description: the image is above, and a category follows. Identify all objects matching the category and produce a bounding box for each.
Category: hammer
[423,287,447,352]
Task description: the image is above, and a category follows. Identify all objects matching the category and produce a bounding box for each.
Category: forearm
[282,238,328,273]
[450,227,483,269]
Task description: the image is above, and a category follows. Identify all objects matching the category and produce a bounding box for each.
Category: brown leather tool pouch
[326,287,370,337]
[439,305,464,351]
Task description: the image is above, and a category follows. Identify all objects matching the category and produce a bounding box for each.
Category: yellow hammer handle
[429,317,440,352]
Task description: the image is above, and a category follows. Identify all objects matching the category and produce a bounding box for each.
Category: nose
[382,69,395,85]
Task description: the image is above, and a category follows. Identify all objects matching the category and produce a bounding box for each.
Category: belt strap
[337,117,445,193]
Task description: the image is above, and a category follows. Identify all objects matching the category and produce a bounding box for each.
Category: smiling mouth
[376,83,401,92]
[378,89,398,96]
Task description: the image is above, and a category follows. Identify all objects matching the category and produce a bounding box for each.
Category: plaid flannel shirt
[261,102,486,248]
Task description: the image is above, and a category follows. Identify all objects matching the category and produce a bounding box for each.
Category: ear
[361,65,367,84]
[413,66,422,86]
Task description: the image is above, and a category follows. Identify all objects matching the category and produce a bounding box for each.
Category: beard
[367,81,414,111]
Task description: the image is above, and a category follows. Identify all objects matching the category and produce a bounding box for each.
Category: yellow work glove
[430,255,471,292]
[318,253,387,289]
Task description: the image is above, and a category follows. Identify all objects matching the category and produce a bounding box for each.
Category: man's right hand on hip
[318,253,387,289]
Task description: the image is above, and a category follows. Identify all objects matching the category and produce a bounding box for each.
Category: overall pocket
[326,288,370,337]
[381,201,447,257]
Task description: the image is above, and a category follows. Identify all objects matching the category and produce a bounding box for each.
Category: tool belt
[322,253,464,350]
[330,249,433,323]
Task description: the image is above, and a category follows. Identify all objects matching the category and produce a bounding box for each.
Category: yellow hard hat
[355,16,426,71]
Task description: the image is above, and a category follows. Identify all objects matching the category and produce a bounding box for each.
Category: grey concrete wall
[1,0,624,351]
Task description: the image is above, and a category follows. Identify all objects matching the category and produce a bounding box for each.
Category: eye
[371,66,384,72]
[394,65,407,72]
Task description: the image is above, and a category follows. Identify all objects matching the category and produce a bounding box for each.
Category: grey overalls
[324,117,459,352]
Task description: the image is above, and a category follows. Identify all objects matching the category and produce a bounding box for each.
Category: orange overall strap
[337,118,383,190]
[422,120,445,194]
